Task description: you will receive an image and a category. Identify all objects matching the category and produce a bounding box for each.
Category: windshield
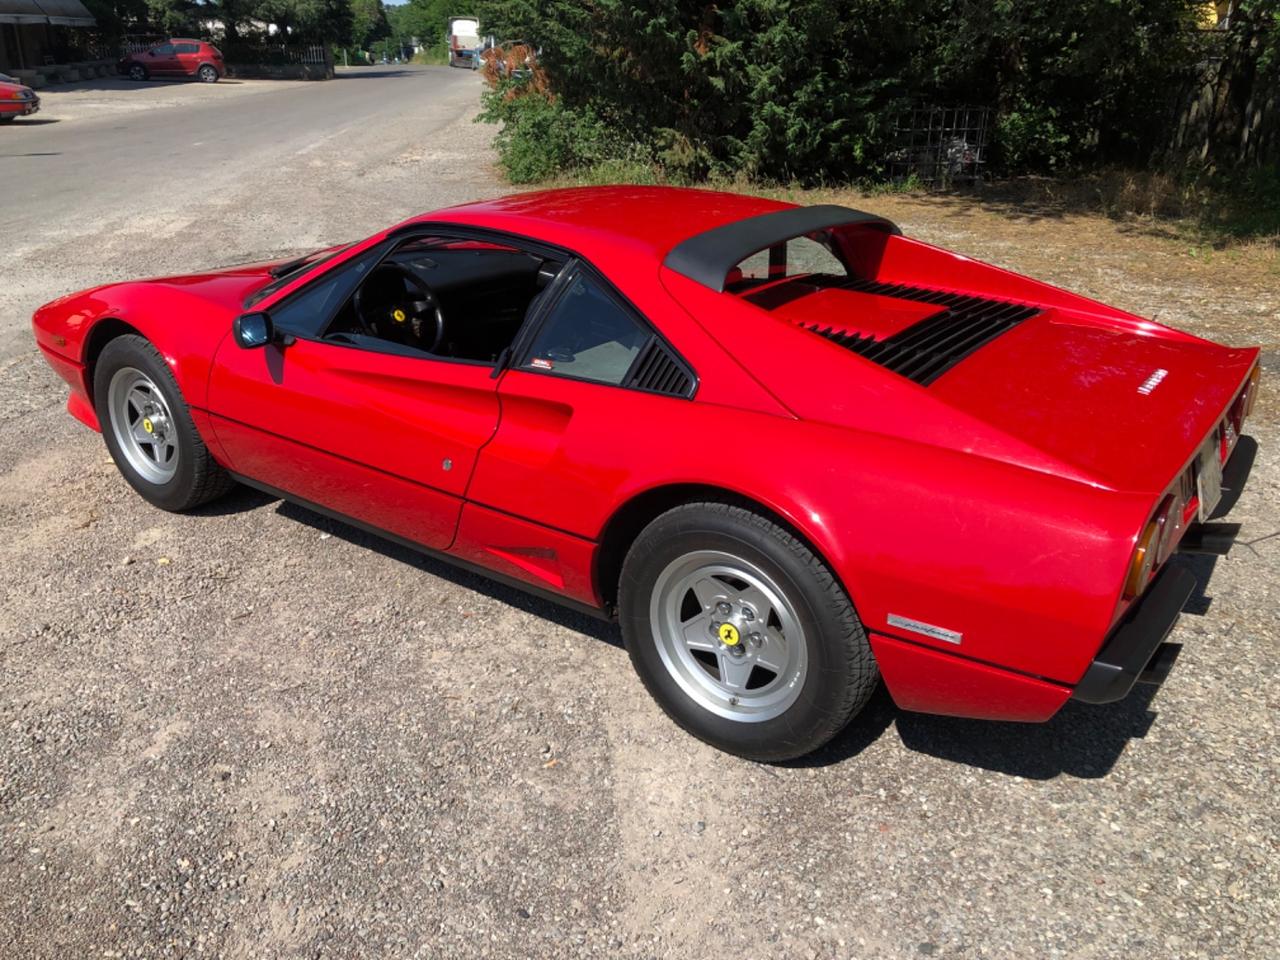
[244,245,351,308]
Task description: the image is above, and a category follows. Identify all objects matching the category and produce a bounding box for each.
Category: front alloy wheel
[107,367,179,485]
[93,334,234,511]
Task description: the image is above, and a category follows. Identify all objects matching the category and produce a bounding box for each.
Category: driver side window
[270,247,381,338]
[322,235,561,365]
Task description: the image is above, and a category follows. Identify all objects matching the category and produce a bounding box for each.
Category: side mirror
[233,312,275,349]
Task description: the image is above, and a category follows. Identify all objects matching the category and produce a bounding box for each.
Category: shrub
[475,0,1206,183]
[478,79,652,183]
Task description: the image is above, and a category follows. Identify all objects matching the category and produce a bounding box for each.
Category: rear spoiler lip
[663,204,901,292]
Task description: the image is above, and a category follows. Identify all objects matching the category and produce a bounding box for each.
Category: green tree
[351,0,391,49]
[390,0,453,46]
[79,0,150,40]
[251,0,354,41]
[143,0,197,34]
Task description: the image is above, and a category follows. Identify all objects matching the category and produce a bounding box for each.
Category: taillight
[1154,488,1187,563]
[1125,493,1181,600]
[1243,364,1261,419]
[1123,518,1160,600]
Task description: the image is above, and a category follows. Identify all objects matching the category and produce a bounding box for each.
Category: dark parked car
[120,39,225,83]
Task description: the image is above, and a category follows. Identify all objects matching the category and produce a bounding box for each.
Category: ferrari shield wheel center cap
[718,622,741,646]
[142,417,154,434]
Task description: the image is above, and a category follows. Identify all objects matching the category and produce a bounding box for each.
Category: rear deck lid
[928,310,1258,492]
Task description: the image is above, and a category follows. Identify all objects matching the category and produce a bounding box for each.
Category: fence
[218,42,328,67]
[887,105,992,186]
[117,36,326,67]
[1166,42,1279,168]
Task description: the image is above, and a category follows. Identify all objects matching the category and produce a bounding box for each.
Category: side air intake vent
[802,279,1039,385]
[628,338,696,398]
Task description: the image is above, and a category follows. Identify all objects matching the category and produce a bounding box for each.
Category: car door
[146,43,177,75]
[206,245,503,550]
[464,264,697,548]
[173,42,201,77]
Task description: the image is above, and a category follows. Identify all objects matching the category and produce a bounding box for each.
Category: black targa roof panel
[662,204,901,292]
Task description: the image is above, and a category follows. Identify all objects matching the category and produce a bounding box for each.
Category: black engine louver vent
[800,279,1039,386]
[628,338,696,398]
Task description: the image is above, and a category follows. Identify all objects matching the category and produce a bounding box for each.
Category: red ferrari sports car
[33,187,1260,760]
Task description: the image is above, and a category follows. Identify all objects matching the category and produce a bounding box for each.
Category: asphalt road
[2,66,1278,960]
[2,65,493,361]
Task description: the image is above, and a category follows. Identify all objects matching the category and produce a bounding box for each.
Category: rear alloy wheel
[651,550,809,722]
[94,335,235,511]
[128,64,147,81]
[619,502,878,761]
[198,65,219,83]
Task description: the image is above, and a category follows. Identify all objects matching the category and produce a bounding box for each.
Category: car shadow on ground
[792,683,1162,780]
[194,486,1214,779]
[793,547,1229,779]
[193,486,621,647]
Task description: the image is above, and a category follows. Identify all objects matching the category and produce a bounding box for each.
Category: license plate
[1197,439,1224,521]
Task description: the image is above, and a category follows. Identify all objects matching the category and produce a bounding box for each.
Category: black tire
[0,116,14,125]
[618,502,878,762]
[198,64,219,83]
[93,335,235,511]
[128,64,148,81]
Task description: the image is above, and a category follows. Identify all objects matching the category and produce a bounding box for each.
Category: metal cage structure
[888,106,992,187]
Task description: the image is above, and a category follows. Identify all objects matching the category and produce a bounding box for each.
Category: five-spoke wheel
[107,367,179,485]
[93,334,234,511]
[651,550,808,722]
[620,502,879,761]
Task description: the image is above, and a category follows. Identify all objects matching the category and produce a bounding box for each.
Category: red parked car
[32,187,1260,761]
[0,73,39,123]
[120,39,225,83]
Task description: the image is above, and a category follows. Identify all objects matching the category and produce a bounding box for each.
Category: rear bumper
[1072,564,1196,704]
[1074,430,1255,705]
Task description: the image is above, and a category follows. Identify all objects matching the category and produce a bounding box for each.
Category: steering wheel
[353,265,447,353]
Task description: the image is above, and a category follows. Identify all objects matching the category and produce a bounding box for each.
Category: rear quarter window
[521,273,649,385]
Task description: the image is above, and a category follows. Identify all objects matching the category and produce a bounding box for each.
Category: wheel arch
[83,317,146,404]
[593,482,855,614]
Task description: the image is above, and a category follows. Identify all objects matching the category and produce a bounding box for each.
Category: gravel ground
[2,69,1278,959]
